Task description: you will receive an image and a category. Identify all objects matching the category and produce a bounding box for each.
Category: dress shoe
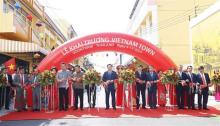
[142,107,146,109]
[23,108,28,111]
[192,108,196,110]
[80,108,83,111]
[136,106,140,110]
[73,107,78,110]
[153,107,157,109]
[113,107,116,110]
[203,108,209,110]
[105,107,109,110]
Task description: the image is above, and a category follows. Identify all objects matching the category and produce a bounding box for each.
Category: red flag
[4,58,16,75]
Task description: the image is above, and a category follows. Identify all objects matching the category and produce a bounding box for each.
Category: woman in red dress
[157,70,166,107]
[116,65,123,106]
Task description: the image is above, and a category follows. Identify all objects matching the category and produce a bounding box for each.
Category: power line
[140,5,209,33]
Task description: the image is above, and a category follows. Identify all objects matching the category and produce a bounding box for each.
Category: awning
[0,39,49,55]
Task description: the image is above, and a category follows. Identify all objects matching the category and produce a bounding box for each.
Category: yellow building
[0,0,77,71]
[127,0,217,66]
[190,0,220,74]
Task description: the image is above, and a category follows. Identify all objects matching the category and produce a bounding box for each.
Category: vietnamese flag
[4,58,16,75]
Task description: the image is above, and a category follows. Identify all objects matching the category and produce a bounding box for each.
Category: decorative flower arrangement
[161,69,179,85]
[119,69,135,84]
[39,70,56,86]
[0,73,7,87]
[211,71,220,86]
[83,70,101,85]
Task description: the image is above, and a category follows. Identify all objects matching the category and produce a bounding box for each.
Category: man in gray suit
[29,68,41,112]
[13,67,29,112]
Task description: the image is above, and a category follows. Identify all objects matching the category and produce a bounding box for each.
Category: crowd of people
[0,62,214,112]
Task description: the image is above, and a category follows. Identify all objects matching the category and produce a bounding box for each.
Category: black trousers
[148,85,157,108]
[85,84,96,107]
[105,84,116,108]
[0,86,10,109]
[176,85,187,108]
[74,88,84,109]
[187,87,196,109]
[198,89,209,109]
[59,88,69,110]
[136,84,146,108]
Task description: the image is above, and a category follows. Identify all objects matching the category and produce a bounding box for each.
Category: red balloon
[37,32,176,71]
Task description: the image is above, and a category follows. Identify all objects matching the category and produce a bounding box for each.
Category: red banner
[37,33,176,71]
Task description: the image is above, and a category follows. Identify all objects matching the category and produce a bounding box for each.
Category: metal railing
[32,29,43,46]
[2,0,46,47]
[2,1,29,34]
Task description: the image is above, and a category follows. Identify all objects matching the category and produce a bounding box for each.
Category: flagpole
[44,86,47,112]
[88,84,91,112]
[52,84,55,111]
[126,84,128,108]
[97,85,99,112]
[0,86,3,109]
[130,84,133,111]
[122,83,125,111]
[40,86,41,111]
[4,86,6,108]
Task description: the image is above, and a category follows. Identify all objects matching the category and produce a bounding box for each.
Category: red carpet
[1,107,220,121]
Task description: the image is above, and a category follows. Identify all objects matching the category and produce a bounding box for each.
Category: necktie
[108,71,112,78]
[20,74,24,86]
[201,74,206,85]
[179,72,182,78]
[34,75,36,84]
[151,72,153,79]
[189,73,192,82]
[5,74,8,84]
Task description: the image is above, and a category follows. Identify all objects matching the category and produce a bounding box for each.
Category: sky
[39,0,136,36]
[38,0,136,72]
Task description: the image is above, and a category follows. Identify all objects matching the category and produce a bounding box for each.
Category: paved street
[0,117,220,126]
[0,91,220,126]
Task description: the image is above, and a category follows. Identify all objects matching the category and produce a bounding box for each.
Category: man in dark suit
[13,66,29,112]
[0,67,13,110]
[102,64,118,110]
[29,68,41,112]
[185,66,197,110]
[85,65,96,108]
[146,66,159,109]
[196,66,212,110]
[176,65,188,109]
[135,65,147,109]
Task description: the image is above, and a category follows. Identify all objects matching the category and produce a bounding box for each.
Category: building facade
[0,0,77,71]
[190,0,220,73]
[127,0,217,66]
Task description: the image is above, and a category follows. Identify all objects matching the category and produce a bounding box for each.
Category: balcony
[0,2,30,41]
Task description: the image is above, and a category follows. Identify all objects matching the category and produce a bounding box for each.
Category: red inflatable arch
[37,32,176,71]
